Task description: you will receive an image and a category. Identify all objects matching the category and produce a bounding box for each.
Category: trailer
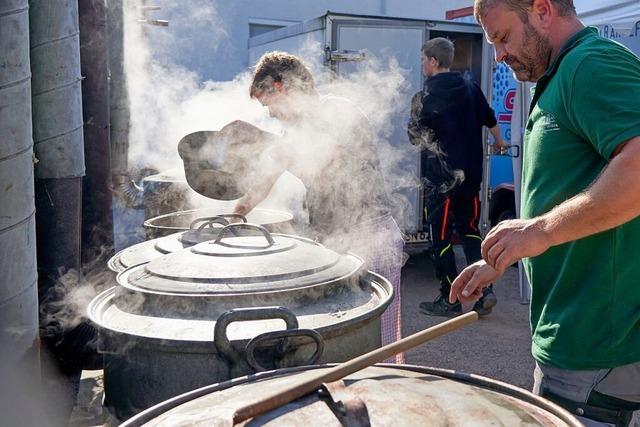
[248,11,517,251]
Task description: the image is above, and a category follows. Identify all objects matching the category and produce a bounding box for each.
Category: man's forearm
[537,137,640,246]
[489,124,505,146]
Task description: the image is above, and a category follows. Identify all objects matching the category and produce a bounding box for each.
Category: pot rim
[87,270,393,348]
[143,207,293,232]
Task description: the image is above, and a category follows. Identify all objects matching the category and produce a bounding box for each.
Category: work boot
[419,294,462,317]
[473,286,497,316]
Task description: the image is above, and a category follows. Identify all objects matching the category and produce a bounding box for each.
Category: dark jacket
[409,72,497,193]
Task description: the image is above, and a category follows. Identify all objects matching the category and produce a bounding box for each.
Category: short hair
[474,0,576,24]
[249,51,315,98]
[421,38,455,69]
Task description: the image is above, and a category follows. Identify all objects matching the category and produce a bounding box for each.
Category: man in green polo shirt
[448,0,640,425]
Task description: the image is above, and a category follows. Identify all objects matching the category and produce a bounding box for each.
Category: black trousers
[425,188,482,295]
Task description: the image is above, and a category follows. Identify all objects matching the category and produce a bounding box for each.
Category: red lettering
[504,89,515,111]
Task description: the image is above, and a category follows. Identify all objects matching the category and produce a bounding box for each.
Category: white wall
[140,0,473,82]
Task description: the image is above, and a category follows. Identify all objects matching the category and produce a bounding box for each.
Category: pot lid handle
[189,214,247,231]
[214,223,275,247]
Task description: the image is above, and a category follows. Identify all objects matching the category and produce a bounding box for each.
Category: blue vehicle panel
[490,63,517,189]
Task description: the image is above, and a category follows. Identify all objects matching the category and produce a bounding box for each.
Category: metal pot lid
[125,365,580,427]
[121,224,359,295]
[109,233,186,272]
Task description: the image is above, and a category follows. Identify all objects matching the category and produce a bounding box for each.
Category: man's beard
[506,23,552,82]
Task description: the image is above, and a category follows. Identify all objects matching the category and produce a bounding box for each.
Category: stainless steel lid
[123,365,581,427]
[108,233,185,272]
[121,224,359,294]
[108,217,233,272]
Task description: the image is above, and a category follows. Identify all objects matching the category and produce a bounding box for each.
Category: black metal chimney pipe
[79,0,114,267]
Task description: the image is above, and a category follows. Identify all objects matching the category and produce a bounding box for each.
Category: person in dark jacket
[408,37,505,317]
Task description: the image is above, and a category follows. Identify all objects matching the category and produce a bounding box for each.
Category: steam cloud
[122,0,424,239]
[48,1,451,334]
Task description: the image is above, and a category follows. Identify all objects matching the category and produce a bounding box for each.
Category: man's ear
[530,0,553,29]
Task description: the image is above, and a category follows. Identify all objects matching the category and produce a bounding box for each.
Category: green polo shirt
[522,27,640,370]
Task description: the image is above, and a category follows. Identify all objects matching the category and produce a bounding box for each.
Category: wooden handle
[233,311,479,424]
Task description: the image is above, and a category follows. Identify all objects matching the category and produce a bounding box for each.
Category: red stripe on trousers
[440,197,451,241]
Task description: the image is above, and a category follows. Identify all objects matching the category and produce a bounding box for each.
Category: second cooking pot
[143,206,293,239]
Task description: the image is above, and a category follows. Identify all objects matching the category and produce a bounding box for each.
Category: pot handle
[213,223,275,247]
[214,306,298,367]
[245,328,324,371]
[189,214,247,231]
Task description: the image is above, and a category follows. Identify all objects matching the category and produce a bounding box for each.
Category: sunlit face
[481,4,552,82]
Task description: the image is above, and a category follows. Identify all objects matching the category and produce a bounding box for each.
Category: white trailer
[248,11,503,251]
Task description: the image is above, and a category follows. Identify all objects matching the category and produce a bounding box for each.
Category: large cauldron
[89,224,393,420]
[121,364,581,426]
[109,211,293,272]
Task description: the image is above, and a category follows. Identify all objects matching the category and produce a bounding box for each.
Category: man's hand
[481,218,552,273]
[491,141,509,155]
[449,260,502,305]
[490,133,509,154]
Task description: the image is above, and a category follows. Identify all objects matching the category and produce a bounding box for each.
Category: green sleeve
[567,46,640,159]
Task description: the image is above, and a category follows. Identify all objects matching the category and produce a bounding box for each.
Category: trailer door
[328,16,488,248]
[328,16,426,240]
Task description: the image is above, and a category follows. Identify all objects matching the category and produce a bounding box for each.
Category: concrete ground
[401,247,535,390]
[70,245,535,426]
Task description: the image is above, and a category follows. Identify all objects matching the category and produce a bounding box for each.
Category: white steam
[122,5,420,237]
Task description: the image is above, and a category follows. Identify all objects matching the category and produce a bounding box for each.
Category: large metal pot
[121,364,581,426]
[89,224,393,420]
[138,167,285,239]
